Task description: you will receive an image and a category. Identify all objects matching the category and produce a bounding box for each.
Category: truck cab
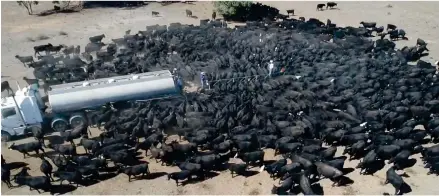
[1,84,44,141]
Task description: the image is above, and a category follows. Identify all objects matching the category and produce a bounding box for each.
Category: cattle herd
[2,5,439,195]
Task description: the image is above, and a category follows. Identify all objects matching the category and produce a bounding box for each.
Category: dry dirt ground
[1,1,439,195]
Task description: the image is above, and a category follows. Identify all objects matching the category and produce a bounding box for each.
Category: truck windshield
[1,108,16,119]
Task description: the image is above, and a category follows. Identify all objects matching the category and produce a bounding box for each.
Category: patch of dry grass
[405,168,416,175]
[200,183,211,190]
[342,186,356,195]
[248,188,260,195]
[26,37,35,42]
[176,188,185,194]
[36,34,50,41]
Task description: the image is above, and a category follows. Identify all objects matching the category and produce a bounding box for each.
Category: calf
[427,162,439,175]
[325,156,347,171]
[39,156,54,181]
[360,21,377,28]
[271,176,294,195]
[80,135,100,154]
[28,126,46,147]
[286,9,294,16]
[1,81,12,95]
[152,11,159,16]
[356,150,378,174]
[82,52,93,62]
[62,45,75,55]
[178,161,202,173]
[316,4,325,11]
[212,11,216,20]
[48,45,63,54]
[149,145,164,161]
[265,158,287,178]
[275,142,302,155]
[167,170,191,186]
[387,24,397,31]
[315,161,344,186]
[48,143,77,158]
[1,166,12,188]
[185,9,192,17]
[118,163,150,182]
[326,2,337,9]
[85,42,106,53]
[416,38,427,46]
[9,141,46,158]
[89,34,105,43]
[277,163,302,178]
[74,45,81,54]
[170,141,197,155]
[34,43,53,56]
[385,166,407,195]
[228,163,248,178]
[14,175,51,193]
[373,26,384,34]
[53,170,81,187]
[15,55,34,67]
[343,140,366,160]
[238,150,265,166]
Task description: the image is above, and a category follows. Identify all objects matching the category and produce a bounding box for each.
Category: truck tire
[51,118,68,132]
[1,131,12,142]
[69,113,87,128]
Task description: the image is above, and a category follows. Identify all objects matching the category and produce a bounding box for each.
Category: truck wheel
[51,118,68,132]
[69,113,87,128]
[1,131,12,142]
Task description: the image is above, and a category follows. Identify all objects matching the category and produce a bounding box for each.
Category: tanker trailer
[1,70,180,141]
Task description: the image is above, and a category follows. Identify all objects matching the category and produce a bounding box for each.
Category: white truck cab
[1,84,44,141]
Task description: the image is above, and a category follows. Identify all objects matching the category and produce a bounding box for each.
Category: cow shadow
[399,182,413,195]
[181,171,219,186]
[290,183,324,195]
[342,167,355,175]
[232,170,259,178]
[50,184,77,194]
[363,159,386,175]
[311,183,325,195]
[4,162,29,170]
[334,176,355,186]
[140,172,167,180]
[395,159,417,170]
[79,172,117,186]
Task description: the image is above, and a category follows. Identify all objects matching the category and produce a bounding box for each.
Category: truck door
[1,107,26,136]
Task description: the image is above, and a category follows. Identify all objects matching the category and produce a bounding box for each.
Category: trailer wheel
[69,114,87,128]
[1,131,12,142]
[51,118,68,132]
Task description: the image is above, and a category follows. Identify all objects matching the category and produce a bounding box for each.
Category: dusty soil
[2,1,439,195]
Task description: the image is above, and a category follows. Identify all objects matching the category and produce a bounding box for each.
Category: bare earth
[1,1,439,195]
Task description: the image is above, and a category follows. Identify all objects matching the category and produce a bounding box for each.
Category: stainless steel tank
[48,70,178,113]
